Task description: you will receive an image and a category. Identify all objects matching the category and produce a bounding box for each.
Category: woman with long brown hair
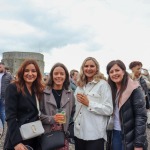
[4,59,45,150]
[40,62,75,150]
[106,60,147,150]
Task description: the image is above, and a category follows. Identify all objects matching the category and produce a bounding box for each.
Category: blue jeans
[0,99,5,127]
[112,130,124,150]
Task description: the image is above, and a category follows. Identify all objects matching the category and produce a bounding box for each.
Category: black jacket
[120,87,147,150]
[1,72,12,100]
[4,83,39,149]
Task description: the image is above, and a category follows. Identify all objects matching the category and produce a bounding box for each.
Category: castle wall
[1,51,44,76]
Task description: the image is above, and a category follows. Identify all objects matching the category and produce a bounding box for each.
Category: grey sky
[0,0,150,74]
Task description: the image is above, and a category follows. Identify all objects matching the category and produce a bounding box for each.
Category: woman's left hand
[76,93,89,106]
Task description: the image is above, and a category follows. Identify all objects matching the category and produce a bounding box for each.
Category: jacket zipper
[120,110,126,150]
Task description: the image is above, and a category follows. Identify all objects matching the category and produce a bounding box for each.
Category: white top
[114,96,121,131]
[74,79,113,141]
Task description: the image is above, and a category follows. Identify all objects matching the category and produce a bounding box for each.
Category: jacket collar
[44,87,71,108]
[119,77,139,109]
[24,85,37,109]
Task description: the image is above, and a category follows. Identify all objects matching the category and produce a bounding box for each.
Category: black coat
[120,88,147,150]
[4,83,39,149]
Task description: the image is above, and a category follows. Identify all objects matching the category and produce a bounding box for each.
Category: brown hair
[47,63,70,90]
[70,69,78,78]
[129,61,143,69]
[106,60,129,107]
[14,59,45,99]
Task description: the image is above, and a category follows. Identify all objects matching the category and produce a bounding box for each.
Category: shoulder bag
[40,130,65,150]
[19,96,44,140]
[67,105,82,138]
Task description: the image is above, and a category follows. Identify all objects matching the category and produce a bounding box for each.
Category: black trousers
[74,136,104,150]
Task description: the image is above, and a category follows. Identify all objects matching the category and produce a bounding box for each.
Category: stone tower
[1,51,44,76]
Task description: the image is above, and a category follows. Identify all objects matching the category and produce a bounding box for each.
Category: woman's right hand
[53,114,65,123]
[14,143,27,150]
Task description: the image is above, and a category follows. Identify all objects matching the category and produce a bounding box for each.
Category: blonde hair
[77,57,104,87]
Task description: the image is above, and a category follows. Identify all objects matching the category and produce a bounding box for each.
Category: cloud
[1,0,150,74]
[0,0,92,51]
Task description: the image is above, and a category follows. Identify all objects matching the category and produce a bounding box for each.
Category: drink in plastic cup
[56,109,66,124]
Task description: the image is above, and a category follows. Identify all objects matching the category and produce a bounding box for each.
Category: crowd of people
[0,57,150,150]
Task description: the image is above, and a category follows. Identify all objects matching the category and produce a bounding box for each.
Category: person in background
[70,69,79,92]
[129,61,150,89]
[74,57,113,150]
[141,68,150,85]
[40,62,75,150]
[69,69,79,144]
[4,59,45,150]
[129,61,150,128]
[107,60,147,150]
[5,66,11,75]
[43,74,49,83]
[0,118,3,139]
[141,68,150,128]
[0,62,12,136]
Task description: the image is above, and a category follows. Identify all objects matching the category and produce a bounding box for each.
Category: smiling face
[0,63,5,73]
[23,64,37,86]
[53,66,66,89]
[83,59,97,82]
[131,65,142,78]
[109,64,125,88]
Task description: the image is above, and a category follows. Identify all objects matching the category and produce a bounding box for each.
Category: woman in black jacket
[4,59,45,150]
[106,60,147,150]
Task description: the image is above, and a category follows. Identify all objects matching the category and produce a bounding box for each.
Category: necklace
[53,89,62,97]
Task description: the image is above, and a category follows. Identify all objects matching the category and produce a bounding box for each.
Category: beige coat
[40,87,75,132]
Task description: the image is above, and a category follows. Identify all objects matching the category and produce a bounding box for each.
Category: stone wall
[1,51,44,75]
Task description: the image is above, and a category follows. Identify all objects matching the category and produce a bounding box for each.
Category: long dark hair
[14,59,45,99]
[47,63,70,90]
[106,60,129,107]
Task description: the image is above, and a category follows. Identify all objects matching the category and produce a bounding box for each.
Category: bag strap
[74,81,99,121]
[74,105,82,121]
[35,96,41,116]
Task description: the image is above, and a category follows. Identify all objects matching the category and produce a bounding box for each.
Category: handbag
[67,121,74,138]
[106,115,114,131]
[67,105,83,138]
[20,120,44,140]
[19,96,44,140]
[40,131,65,150]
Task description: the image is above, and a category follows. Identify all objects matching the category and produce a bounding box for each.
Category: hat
[0,62,5,65]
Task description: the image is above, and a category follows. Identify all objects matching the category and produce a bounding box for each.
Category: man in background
[70,69,79,92]
[69,69,79,144]
[129,61,150,128]
[0,62,12,135]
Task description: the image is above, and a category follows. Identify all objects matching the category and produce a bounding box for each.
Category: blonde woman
[74,57,113,150]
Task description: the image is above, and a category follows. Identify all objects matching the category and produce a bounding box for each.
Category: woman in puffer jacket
[106,60,147,150]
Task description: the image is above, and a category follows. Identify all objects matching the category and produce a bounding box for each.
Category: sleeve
[5,83,23,147]
[142,76,150,89]
[132,88,147,148]
[39,94,55,125]
[87,81,113,116]
[70,92,76,123]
